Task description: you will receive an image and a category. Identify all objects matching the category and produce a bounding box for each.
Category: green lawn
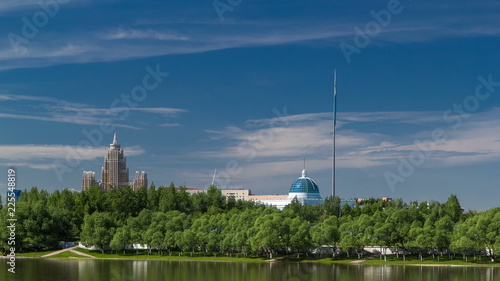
[72,248,266,263]
[47,251,93,258]
[362,254,500,266]
[14,249,500,267]
[16,251,53,257]
[301,257,359,264]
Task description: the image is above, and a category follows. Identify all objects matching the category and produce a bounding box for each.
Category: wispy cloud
[1,0,499,70]
[159,122,181,127]
[0,144,143,160]
[0,144,145,171]
[0,0,48,11]
[198,109,500,178]
[0,94,187,128]
[102,28,189,41]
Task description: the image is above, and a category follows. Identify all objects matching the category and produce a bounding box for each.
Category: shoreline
[6,253,500,267]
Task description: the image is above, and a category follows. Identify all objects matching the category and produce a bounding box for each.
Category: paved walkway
[350,256,376,264]
[41,246,96,258]
[265,254,298,262]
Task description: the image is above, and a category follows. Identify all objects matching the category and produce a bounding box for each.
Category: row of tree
[1,185,499,261]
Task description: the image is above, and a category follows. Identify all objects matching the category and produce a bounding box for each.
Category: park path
[350,256,376,264]
[265,254,298,262]
[41,246,96,258]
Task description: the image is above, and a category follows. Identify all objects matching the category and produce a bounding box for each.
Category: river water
[1,259,499,281]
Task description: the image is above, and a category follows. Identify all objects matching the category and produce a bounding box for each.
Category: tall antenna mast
[211,169,217,186]
[332,69,337,198]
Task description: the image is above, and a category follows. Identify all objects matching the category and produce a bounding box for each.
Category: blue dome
[289,170,320,194]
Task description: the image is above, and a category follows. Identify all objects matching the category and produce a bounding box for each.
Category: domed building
[288,169,323,203]
[248,169,324,210]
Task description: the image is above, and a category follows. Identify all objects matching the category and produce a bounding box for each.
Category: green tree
[409,218,434,261]
[451,214,479,261]
[17,194,63,249]
[191,192,209,213]
[135,187,148,211]
[126,209,152,248]
[110,226,131,254]
[341,203,352,217]
[80,212,116,253]
[434,216,454,256]
[0,209,13,252]
[176,185,192,213]
[105,187,139,222]
[339,214,373,259]
[147,182,159,211]
[159,183,178,212]
[163,211,189,255]
[178,229,197,256]
[207,185,225,211]
[383,207,420,260]
[372,210,390,260]
[144,212,168,255]
[78,185,106,215]
[322,196,341,217]
[452,208,500,262]
[249,212,286,258]
[442,194,462,223]
[311,215,340,257]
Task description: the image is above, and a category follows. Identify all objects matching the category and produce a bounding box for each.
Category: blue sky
[0,0,499,210]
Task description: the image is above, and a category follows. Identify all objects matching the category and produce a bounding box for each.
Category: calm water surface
[1,259,499,281]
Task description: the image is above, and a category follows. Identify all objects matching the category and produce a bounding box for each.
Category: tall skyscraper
[82,171,96,191]
[82,133,148,192]
[101,132,129,191]
[132,171,148,191]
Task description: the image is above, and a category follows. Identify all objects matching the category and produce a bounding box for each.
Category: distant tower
[101,132,129,191]
[132,171,148,191]
[82,133,147,192]
[82,171,96,191]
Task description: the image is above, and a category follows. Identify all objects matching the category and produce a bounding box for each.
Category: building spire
[113,132,118,145]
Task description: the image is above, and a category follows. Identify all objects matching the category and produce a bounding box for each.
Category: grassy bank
[14,249,500,267]
[297,254,500,266]
[71,248,266,263]
[15,251,53,258]
[362,254,500,266]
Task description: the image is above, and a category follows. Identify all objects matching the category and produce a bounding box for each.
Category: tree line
[1,184,499,261]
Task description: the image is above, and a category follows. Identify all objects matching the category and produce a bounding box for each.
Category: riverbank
[11,250,500,267]
[304,255,500,267]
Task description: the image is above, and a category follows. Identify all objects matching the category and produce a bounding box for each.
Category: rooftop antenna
[211,169,217,187]
[332,69,337,198]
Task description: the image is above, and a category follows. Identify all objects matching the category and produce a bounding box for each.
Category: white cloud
[130,107,187,116]
[0,162,57,170]
[1,2,499,71]
[0,0,45,10]
[102,28,189,41]
[0,144,145,172]
[0,0,91,11]
[0,144,144,161]
[159,122,181,127]
[198,108,500,179]
[0,94,186,128]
